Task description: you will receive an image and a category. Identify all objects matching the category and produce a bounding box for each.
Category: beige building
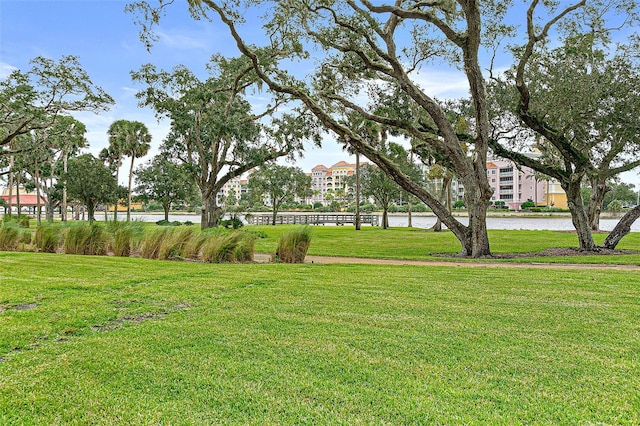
[310,161,357,206]
[217,175,249,206]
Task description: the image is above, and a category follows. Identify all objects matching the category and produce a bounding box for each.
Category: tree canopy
[488,5,640,250]
[135,153,196,221]
[247,163,312,225]
[128,0,623,257]
[132,54,320,229]
[0,55,113,159]
[65,154,118,224]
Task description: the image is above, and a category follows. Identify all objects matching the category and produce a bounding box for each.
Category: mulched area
[434,247,639,259]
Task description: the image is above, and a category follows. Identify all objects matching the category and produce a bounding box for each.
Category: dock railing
[247,213,379,226]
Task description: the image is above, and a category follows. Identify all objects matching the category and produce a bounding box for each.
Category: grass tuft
[64,222,109,255]
[201,231,255,263]
[275,225,312,263]
[0,221,24,251]
[157,227,196,260]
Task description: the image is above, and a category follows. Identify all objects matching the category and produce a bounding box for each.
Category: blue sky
[0,0,472,179]
[2,1,638,185]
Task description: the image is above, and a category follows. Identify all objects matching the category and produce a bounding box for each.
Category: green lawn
[1,251,639,424]
[252,225,640,264]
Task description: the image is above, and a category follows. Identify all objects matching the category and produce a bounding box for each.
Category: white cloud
[156,30,209,50]
[0,62,18,79]
[409,68,470,99]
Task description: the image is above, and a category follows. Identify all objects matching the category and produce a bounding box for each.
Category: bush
[0,222,24,251]
[275,226,312,264]
[528,207,568,213]
[521,200,536,209]
[108,222,144,257]
[34,223,63,253]
[158,227,196,260]
[220,218,243,229]
[607,199,624,214]
[64,223,109,255]
[411,203,428,213]
[141,227,172,259]
[156,219,182,226]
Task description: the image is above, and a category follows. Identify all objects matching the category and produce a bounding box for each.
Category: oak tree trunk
[564,180,597,251]
[588,177,607,231]
[602,205,640,249]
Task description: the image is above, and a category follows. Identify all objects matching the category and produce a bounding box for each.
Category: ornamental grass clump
[275,226,312,263]
[201,232,255,263]
[201,233,240,263]
[108,221,145,257]
[0,221,23,251]
[2,214,30,229]
[157,227,196,260]
[34,223,64,253]
[64,222,109,255]
[140,227,172,259]
[233,232,256,262]
[182,231,209,260]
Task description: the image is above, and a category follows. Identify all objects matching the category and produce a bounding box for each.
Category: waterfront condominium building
[310,161,357,206]
[486,156,567,209]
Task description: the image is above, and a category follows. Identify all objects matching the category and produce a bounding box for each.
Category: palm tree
[107,120,152,221]
[106,120,128,221]
[345,115,384,230]
[122,121,151,221]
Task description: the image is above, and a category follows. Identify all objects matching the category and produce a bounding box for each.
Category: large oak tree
[131,55,317,229]
[488,3,639,251]
[0,56,112,159]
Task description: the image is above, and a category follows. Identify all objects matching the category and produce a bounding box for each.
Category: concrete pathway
[254,253,640,271]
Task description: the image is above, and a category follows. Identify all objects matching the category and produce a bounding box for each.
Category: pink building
[486,158,547,210]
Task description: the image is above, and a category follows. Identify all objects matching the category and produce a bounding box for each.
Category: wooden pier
[247,213,379,226]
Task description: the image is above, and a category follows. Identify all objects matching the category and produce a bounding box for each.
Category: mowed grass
[1,251,639,424]
[253,225,640,264]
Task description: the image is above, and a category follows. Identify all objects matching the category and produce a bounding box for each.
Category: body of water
[116,212,640,232]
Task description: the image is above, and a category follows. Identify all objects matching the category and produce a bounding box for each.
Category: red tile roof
[1,194,47,206]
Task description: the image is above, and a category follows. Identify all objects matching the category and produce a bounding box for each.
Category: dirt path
[254,253,640,271]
